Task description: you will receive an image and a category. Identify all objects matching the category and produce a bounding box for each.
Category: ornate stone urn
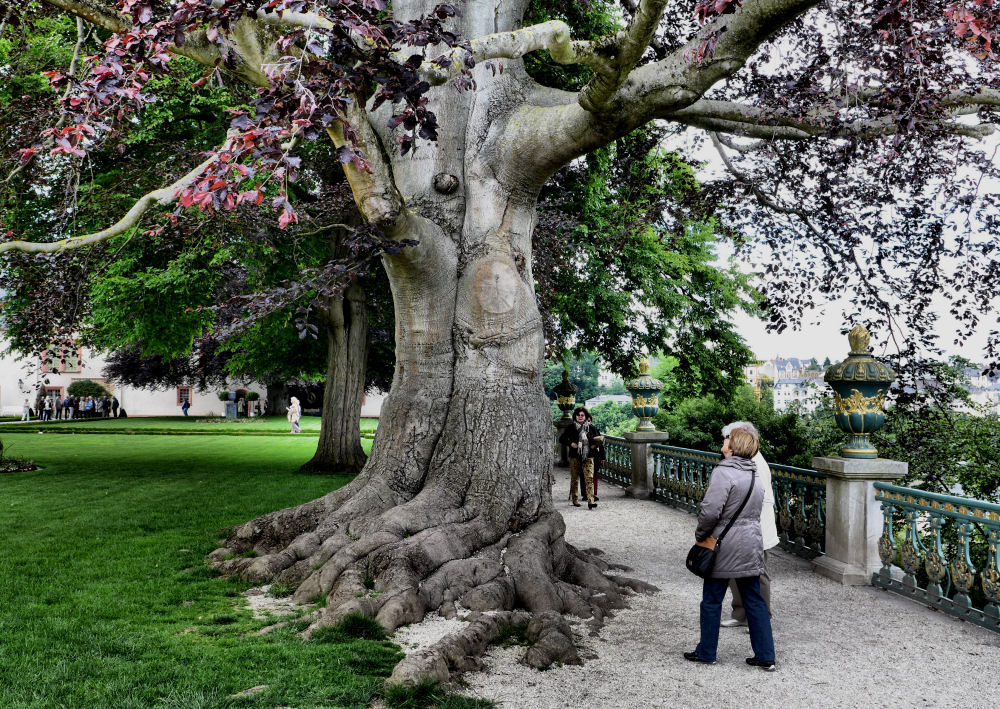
[626,358,664,432]
[553,368,577,420]
[824,325,895,459]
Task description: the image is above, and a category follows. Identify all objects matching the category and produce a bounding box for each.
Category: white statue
[286,396,302,434]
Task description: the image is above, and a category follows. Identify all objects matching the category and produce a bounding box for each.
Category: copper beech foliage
[4,0,1000,378]
[17,0,467,229]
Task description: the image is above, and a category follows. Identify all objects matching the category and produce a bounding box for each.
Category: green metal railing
[771,462,826,557]
[651,444,719,513]
[873,483,1000,632]
[642,444,826,559]
[601,436,631,488]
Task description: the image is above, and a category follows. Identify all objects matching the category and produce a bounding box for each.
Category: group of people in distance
[561,407,777,671]
[22,394,119,421]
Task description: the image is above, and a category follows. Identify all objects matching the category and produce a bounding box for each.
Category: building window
[41,344,82,373]
[177,386,192,405]
[62,346,82,373]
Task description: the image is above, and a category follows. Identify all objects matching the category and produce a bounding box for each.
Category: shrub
[246,391,260,401]
[217,391,230,401]
[67,380,110,398]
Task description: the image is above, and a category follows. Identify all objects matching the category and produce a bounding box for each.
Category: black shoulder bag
[685,468,756,578]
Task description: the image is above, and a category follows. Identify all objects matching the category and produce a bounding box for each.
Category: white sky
[730,293,993,364]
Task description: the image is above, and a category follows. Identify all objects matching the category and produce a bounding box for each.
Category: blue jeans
[695,576,774,663]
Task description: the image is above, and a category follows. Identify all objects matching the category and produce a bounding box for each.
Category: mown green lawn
[2,415,381,436]
[0,433,481,709]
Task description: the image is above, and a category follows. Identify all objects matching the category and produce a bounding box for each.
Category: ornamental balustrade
[580,428,1000,634]
[600,436,632,488]
[651,444,717,514]
[873,483,1000,632]
[771,462,826,557]
[596,442,827,560]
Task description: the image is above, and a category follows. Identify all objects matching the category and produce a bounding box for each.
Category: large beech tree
[3,0,1000,685]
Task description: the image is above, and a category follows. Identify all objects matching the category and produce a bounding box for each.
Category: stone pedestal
[553,419,572,468]
[623,430,669,499]
[812,456,907,585]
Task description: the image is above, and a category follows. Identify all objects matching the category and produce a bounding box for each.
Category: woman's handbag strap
[715,468,756,546]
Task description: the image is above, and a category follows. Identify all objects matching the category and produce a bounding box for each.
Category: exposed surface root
[388,610,580,687]
[211,494,660,687]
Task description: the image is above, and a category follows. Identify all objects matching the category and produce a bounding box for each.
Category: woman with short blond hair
[684,426,776,670]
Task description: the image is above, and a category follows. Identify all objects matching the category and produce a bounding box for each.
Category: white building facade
[0,340,261,418]
[771,377,824,412]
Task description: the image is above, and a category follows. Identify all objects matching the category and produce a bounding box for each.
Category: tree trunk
[264,380,287,419]
[210,0,655,685]
[301,283,369,473]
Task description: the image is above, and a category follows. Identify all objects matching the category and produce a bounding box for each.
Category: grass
[491,623,531,648]
[1,415,381,437]
[0,430,461,708]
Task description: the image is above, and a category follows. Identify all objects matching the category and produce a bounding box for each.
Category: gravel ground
[392,466,1000,708]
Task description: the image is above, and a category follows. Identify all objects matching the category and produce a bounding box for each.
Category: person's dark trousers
[730,549,772,621]
[695,576,774,663]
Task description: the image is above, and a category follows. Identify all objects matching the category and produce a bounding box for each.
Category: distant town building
[771,377,824,412]
[597,370,617,388]
[585,394,633,409]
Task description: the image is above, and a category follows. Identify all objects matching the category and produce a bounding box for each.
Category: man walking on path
[720,421,779,627]
[21,399,31,421]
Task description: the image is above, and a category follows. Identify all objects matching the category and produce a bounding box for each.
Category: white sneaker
[721,618,747,627]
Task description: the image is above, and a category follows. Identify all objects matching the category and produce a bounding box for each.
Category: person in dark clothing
[579,410,603,502]
[558,406,603,509]
[111,396,119,417]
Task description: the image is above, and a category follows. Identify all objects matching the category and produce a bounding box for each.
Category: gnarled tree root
[389,609,580,687]
[210,499,660,687]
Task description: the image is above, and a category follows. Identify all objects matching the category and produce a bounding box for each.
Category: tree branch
[671,98,996,140]
[0,6,13,40]
[578,0,668,113]
[39,0,128,33]
[326,103,407,237]
[710,132,905,350]
[597,0,823,124]
[206,0,334,31]
[40,0,273,86]
[0,135,234,255]
[419,20,614,86]
[504,0,822,183]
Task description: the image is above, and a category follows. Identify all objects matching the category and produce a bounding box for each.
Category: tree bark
[208,3,658,683]
[301,283,369,473]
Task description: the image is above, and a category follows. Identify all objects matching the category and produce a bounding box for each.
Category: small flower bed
[1,456,38,473]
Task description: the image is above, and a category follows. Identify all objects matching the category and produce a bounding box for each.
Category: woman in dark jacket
[558,406,602,509]
[684,427,776,670]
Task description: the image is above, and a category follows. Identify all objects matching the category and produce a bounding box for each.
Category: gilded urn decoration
[626,358,663,432]
[553,367,577,421]
[824,325,895,459]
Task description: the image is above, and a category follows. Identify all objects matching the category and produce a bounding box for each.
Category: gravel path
[394,466,1000,708]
